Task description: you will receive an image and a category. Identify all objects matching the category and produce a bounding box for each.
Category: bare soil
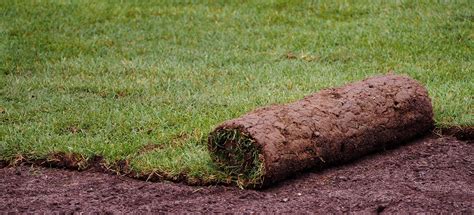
[1,134,472,213]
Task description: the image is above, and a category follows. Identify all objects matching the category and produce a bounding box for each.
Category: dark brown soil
[436,126,474,141]
[209,75,434,187]
[1,135,472,213]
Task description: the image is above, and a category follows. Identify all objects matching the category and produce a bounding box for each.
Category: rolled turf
[208,74,434,188]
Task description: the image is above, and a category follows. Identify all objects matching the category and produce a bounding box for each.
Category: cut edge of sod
[208,128,265,189]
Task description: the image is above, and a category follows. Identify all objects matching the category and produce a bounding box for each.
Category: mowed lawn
[1,0,472,183]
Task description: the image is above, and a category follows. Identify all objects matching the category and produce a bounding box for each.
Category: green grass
[1,0,472,184]
[209,128,265,188]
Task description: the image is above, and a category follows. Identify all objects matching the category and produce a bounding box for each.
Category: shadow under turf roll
[208,74,434,189]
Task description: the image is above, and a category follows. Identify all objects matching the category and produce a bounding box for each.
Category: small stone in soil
[282,198,289,202]
[337,176,348,181]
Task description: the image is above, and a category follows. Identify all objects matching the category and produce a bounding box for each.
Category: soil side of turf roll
[209,74,434,188]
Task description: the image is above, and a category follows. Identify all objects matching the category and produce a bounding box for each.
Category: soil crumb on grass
[1,135,472,213]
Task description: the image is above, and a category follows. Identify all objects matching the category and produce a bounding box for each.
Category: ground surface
[1,134,472,213]
[1,1,473,182]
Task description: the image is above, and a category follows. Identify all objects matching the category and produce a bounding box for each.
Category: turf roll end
[208,128,265,188]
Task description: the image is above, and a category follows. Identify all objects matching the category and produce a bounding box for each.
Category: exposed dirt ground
[1,135,472,213]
